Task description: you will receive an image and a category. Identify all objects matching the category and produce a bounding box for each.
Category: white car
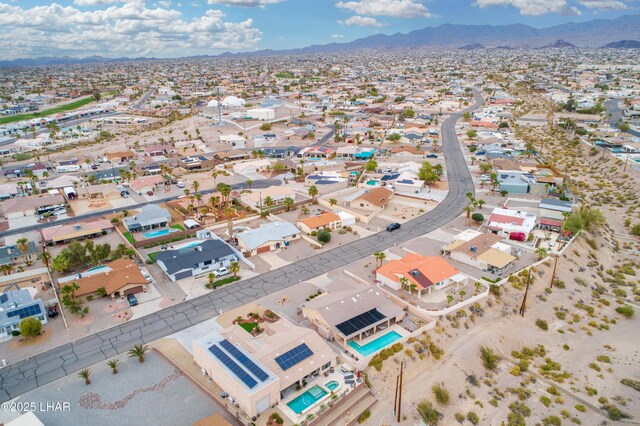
[213,267,229,278]
[142,272,153,283]
[176,181,185,188]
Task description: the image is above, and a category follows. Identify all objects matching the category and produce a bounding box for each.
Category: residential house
[178,156,218,170]
[123,204,171,232]
[240,186,295,209]
[156,239,237,281]
[539,198,573,221]
[0,194,66,219]
[41,217,114,245]
[233,159,272,175]
[389,146,425,159]
[69,259,147,299]
[214,150,251,162]
[0,241,37,267]
[106,151,136,163]
[295,212,342,234]
[220,134,246,148]
[486,208,537,240]
[143,144,176,157]
[376,253,467,296]
[0,290,48,338]
[348,187,393,212]
[193,317,337,418]
[301,286,404,348]
[443,230,516,274]
[129,175,164,195]
[235,221,300,256]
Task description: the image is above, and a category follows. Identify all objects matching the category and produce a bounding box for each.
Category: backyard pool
[142,228,178,239]
[287,385,327,415]
[87,265,109,272]
[366,180,378,186]
[325,381,339,391]
[348,331,402,357]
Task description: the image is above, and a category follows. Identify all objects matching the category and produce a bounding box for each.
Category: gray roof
[540,198,573,212]
[0,289,44,328]
[0,241,37,266]
[124,204,170,228]
[236,222,300,250]
[155,239,236,275]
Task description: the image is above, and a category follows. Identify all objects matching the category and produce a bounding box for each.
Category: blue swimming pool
[287,385,327,414]
[141,228,178,239]
[348,331,402,357]
[87,265,109,272]
[325,381,339,391]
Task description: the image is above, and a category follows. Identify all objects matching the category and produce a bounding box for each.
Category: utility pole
[519,269,532,317]
[393,374,399,416]
[397,361,404,423]
[623,153,630,172]
[550,255,559,289]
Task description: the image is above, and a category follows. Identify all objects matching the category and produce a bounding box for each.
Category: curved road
[0,91,484,402]
[604,98,640,138]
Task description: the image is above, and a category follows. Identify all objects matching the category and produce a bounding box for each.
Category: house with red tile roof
[376,253,467,297]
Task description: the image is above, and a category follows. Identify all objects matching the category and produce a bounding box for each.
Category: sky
[0,0,637,59]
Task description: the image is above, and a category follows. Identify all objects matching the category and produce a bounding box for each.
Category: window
[203,260,212,266]
[322,362,331,370]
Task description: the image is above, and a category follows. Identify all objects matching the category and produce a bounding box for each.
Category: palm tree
[374,251,386,268]
[191,180,200,196]
[128,344,149,363]
[217,183,232,206]
[264,196,275,210]
[284,196,294,212]
[1,264,14,276]
[459,290,466,301]
[446,294,454,307]
[246,179,253,193]
[225,206,235,239]
[409,283,417,301]
[299,159,306,180]
[477,199,486,210]
[16,238,31,266]
[399,277,409,293]
[300,206,310,217]
[107,359,120,374]
[329,198,337,206]
[211,170,219,187]
[79,368,91,385]
[229,261,240,279]
[474,282,482,294]
[464,205,474,224]
[308,185,318,204]
[208,272,216,288]
[535,247,548,260]
[39,250,52,271]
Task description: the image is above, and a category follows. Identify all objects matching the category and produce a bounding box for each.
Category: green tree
[418,162,439,184]
[466,129,477,139]
[60,282,87,317]
[373,251,386,267]
[563,206,605,235]
[128,344,149,363]
[417,400,440,425]
[317,230,331,244]
[79,368,91,385]
[107,359,120,374]
[387,133,401,142]
[20,317,42,338]
[260,122,272,131]
[308,185,319,203]
[365,159,378,172]
[245,179,253,192]
[284,196,294,211]
[229,261,241,278]
[16,238,31,265]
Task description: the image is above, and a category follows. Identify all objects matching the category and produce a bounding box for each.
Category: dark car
[426,154,438,158]
[127,294,138,306]
[146,190,154,196]
[386,222,401,232]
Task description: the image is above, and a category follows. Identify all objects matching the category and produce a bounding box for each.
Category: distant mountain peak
[601,40,640,48]
[459,43,485,50]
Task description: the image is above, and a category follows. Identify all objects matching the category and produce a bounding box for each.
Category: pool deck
[279,372,350,424]
[343,324,409,362]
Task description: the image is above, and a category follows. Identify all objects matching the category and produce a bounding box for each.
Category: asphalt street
[0,179,282,238]
[0,90,483,402]
[604,98,640,138]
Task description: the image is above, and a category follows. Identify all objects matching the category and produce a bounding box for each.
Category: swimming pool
[141,228,178,239]
[287,385,327,415]
[366,180,378,185]
[348,331,402,357]
[87,265,109,272]
[325,381,339,391]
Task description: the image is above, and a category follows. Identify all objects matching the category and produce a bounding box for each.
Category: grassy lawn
[170,224,185,231]
[239,322,259,333]
[123,232,135,245]
[0,96,95,125]
[148,251,160,262]
[205,275,240,289]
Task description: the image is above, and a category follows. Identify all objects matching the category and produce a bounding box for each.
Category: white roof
[221,96,245,107]
[236,221,300,250]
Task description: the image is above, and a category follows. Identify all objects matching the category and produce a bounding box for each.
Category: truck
[56,164,80,173]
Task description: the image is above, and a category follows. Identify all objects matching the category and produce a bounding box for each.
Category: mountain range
[1,15,640,67]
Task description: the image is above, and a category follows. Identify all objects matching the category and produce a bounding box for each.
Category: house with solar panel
[193,317,337,419]
[0,289,47,338]
[300,286,406,355]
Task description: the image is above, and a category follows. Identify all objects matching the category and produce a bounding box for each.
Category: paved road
[604,98,640,138]
[0,91,483,402]
[0,179,282,238]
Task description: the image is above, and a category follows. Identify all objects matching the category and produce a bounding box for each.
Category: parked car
[142,272,153,283]
[126,294,138,306]
[386,222,401,232]
[213,267,230,278]
[146,190,154,196]
[426,154,438,158]
[176,181,185,188]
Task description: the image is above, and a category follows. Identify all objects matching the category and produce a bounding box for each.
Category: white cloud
[206,0,284,6]
[474,0,580,16]
[338,15,386,27]
[74,0,120,5]
[578,0,628,10]
[0,2,262,59]
[331,33,345,38]
[336,0,431,18]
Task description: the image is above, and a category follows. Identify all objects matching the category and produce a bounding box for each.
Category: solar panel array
[275,343,313,370]
[7,304,42,319]
[335,308,386,337]
[220,339,269,382]
[0,294,8,304]
[209,345,258,388]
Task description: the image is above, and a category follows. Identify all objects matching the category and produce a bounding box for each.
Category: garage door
[257,245,271,254]
[124,286,144,296]
[174,270,192,281]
